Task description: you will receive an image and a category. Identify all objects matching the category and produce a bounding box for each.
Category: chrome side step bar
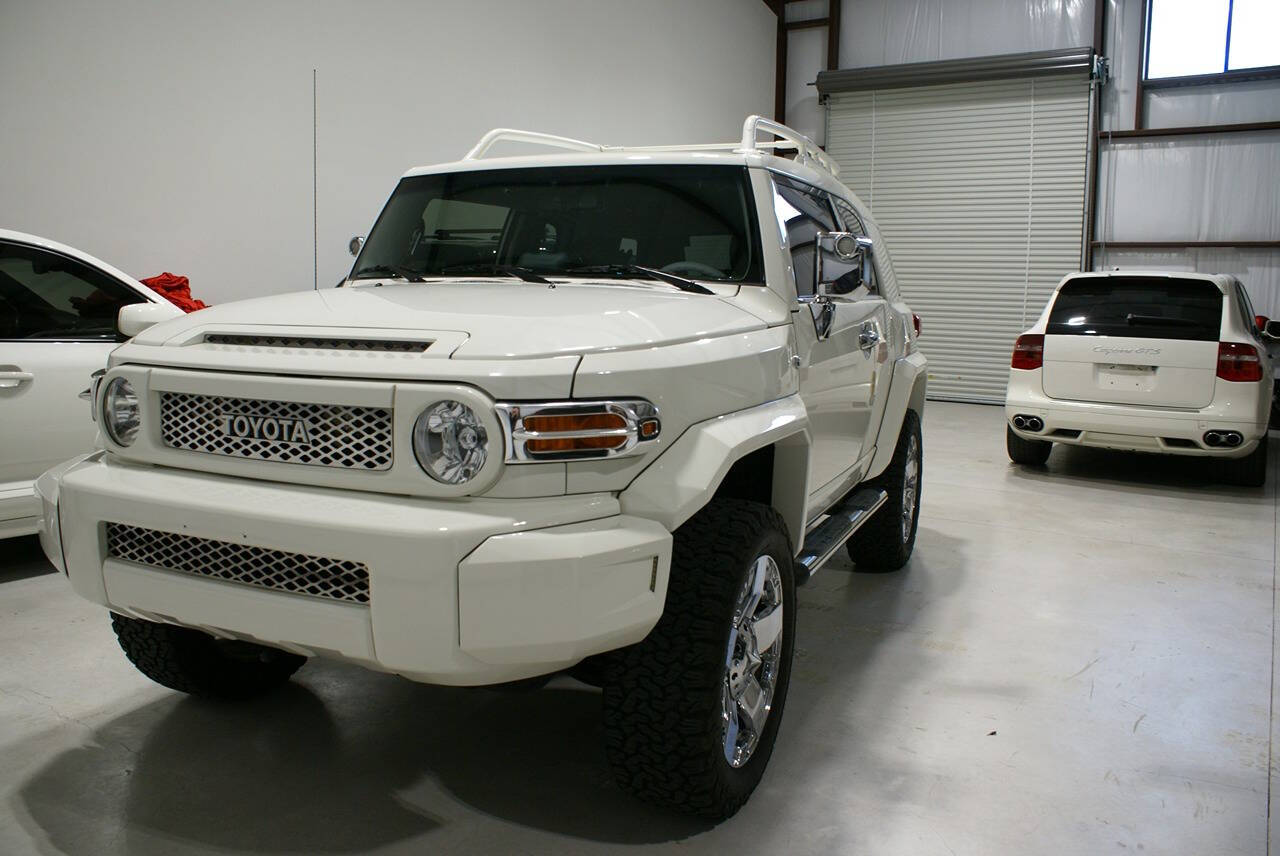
[795,487,888,585]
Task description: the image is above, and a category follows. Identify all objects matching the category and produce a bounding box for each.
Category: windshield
[352,165,762,283]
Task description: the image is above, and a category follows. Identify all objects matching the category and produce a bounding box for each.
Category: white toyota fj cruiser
[36,117,927,818]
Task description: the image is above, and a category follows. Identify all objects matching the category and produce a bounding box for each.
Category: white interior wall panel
[838,0,1091,69]
[0,0,774,304]
[1095,0,1280,316]
[827,74,1090,402]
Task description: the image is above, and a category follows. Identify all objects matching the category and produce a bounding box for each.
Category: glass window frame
[352,164,767,285]
[0,241,145,343]
[1144,0,1280,81]
[768,172,841,301]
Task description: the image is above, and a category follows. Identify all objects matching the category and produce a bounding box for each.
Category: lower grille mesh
[106,523,370,604]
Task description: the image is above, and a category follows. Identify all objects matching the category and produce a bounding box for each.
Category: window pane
[0,243,143,340]
[357,165,762,282]
[770,177,836,297]
[1229,0,1280,70]
[1146,0,1229,79]
[1046,277,1223,341]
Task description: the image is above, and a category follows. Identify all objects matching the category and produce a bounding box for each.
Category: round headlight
[102,377,141,447]
[412,400,488,484]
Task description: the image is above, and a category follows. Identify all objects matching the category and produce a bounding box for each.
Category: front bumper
[1005,383,1268,458]
[40,455,672,685]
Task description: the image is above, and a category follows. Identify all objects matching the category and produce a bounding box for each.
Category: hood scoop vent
[203,334,433,353]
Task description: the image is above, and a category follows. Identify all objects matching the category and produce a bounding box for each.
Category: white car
[35,117,927,819]
[1005,271,1273,486]
[0,230,180,538]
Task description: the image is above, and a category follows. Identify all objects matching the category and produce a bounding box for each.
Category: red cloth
[138,272,208,313]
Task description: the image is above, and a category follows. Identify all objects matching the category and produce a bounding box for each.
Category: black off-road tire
[1006,424,1052,467]
[1220,434,1268,487]
[601,499,796,820]
[110,613,306,700]
[846,409,923,572]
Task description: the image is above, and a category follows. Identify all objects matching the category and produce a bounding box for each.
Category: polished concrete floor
[1,401,1276,855]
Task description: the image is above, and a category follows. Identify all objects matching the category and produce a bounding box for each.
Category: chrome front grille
[204,334,431,352]
[106,523,370,604]
[160,392,393,470]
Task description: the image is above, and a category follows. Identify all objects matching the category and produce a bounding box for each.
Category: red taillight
[1217,341,1263,382]
[912,313,922,338]
[1256,315,1269,332]
[1011,334,1044,370]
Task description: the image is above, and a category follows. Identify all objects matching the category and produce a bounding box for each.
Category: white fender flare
[620,395,811,553]
[865,352,928,481]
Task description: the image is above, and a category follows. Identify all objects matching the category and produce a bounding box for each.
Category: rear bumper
[1006,382,1267,457]
[40,455,672,685]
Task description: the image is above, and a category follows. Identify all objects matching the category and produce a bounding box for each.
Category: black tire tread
[1007,424,1052,466]
[602,499,794,820]
[1221,434,1268,487]
[111,612,305,700]
[846,409,922,572]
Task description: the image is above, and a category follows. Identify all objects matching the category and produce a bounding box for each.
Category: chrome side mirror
[118,302,183,338]
[814,232,872,297]
[348,235,365,257]
[1263,318,1280,340]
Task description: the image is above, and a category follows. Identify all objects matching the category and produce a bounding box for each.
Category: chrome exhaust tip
[1013,414,1043,432]
[1204,431,1243,448]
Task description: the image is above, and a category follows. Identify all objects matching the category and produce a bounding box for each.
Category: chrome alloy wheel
[901,433,920,543]
[722,554,785,768]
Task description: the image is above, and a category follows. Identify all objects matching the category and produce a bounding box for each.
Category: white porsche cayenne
[1005,271,1274,486]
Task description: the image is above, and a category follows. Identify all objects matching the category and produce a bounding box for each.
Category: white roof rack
[734,115,840,177]
[464,128,603,160]
[461,115,840,178]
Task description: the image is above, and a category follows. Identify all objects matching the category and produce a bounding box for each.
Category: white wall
[0,0,774,303]
[786,0,1280,314]
[1094,0,1280,315]
[782,0,1093,143]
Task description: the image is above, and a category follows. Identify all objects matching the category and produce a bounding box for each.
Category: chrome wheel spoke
[901,435,920,541]
[736,675,768,736]
[752,603,784,653]
[722,683,741,763]
[721,553,785,768]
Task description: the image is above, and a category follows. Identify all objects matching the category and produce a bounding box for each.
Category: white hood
[135,280,765,359]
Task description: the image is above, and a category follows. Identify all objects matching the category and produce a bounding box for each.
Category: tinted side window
[830,196,867,234]
[1235,282,1260,334]
[1047,277,1223,342]
[770,176,836,297]
[0,243,145,340]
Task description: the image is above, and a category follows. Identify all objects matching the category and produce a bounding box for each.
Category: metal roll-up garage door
[820,49,1094,403]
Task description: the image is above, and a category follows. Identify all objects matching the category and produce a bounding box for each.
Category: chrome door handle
[0,370,34,389]
[858,325,880,350]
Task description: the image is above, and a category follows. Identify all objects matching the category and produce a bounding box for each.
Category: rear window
[1046,277,1223,341]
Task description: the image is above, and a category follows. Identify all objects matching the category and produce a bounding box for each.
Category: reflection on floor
[0,402,1275,855]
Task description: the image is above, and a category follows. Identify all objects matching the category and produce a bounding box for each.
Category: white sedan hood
[134,280,764,359]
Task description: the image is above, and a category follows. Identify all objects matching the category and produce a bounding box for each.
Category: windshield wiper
[438,263,554,285]
[1126,313,1199,327]
[562,264,714,295]
[350,263,427,282]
